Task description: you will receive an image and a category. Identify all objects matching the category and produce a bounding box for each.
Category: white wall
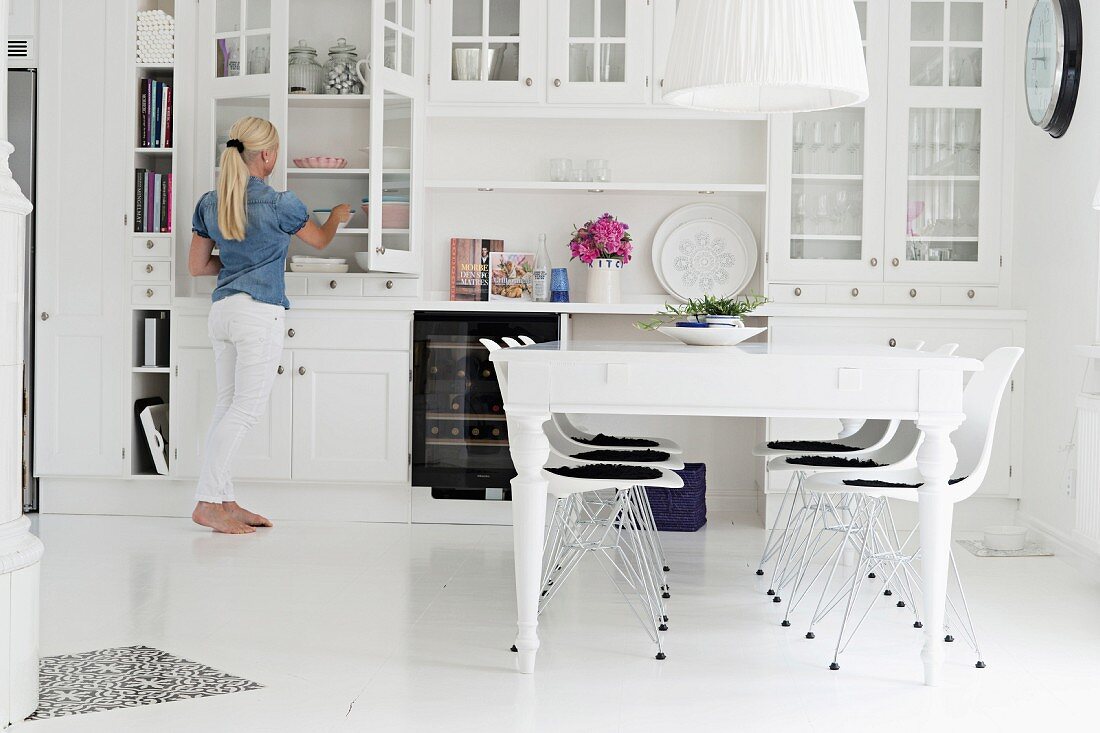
[1011,3,1100,542]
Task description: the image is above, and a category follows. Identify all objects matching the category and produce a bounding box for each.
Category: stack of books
[134,170,172,233]
[139,78,173,148]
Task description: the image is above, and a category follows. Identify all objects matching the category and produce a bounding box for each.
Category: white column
[0,0,44,722]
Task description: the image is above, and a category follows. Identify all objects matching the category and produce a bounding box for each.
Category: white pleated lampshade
[663,0,870,113]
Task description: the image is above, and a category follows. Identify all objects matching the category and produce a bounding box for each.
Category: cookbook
[490,252,534,302]
[449,238,503,301]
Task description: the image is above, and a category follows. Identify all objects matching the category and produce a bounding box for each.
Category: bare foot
[224,501,273,528]
[192,502,255,534]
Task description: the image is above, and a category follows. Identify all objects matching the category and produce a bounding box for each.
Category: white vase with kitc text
[586,258,623,304]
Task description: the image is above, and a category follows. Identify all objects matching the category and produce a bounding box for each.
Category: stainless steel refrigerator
[9,69,36,511]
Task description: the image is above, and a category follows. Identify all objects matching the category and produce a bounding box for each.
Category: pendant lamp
[663,0,870,113]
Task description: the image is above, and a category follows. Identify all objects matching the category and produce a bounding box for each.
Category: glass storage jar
[323,38,366,95]
[288,40,323,94]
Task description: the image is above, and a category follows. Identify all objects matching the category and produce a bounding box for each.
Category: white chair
[803,346,1023,671]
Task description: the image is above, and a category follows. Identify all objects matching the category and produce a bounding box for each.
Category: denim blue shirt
[191,177,309,309]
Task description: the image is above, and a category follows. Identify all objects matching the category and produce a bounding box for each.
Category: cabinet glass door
[547,0,650,103]
[886,0,1002,284]
[213,0,272,79]
[429,0,540,102]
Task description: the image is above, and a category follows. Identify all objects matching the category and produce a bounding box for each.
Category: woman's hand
[329,203,352,225]
[296,203,352,250]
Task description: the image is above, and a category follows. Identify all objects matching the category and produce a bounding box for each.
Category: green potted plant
[635,293,769,331]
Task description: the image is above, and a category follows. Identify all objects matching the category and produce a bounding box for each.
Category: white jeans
[195,293,285,503]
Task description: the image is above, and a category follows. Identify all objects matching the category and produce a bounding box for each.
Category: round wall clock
[1025,0,1083,138]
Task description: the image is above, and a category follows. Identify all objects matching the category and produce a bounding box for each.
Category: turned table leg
[507,412,551,674]
[915,419,961,687]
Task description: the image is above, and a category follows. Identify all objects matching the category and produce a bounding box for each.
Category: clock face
[1025,0,1060,126]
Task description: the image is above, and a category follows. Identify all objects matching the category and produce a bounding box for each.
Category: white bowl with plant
[636,294,769,331]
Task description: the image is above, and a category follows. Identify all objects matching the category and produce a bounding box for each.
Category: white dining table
[489,340,983,686]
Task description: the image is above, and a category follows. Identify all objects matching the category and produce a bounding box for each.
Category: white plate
[289,263,350,274]
[651,204,758,302]
[657,325,767,347]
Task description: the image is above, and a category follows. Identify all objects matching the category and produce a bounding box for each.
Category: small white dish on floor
[657,325,766,347]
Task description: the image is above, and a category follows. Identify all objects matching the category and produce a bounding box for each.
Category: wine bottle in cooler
[532,233,551,302]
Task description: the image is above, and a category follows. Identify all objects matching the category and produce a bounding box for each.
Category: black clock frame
[1035,0,1083,138]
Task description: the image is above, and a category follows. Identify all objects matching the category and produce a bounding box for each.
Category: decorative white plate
[651,204,758,302]
[289,263,350,274]
[657,326,767,347]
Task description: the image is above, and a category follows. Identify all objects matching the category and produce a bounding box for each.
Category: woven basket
[644,463,706,532]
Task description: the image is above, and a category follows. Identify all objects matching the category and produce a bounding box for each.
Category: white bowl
[354,252,371,271]
[358,146,411,169]
[983,525,1027,551]
[657,325,767,347]
[312,208,356,230]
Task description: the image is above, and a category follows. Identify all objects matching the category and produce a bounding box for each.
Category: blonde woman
[189,117,350,533]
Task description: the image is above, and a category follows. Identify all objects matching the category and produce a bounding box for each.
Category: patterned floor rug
[956,539,1054,558]
[28,646,262,720]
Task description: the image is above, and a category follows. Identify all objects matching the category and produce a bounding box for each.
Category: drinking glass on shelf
[849,120,863,174]
[792,192,806,234]
[549,158,571,182]
[569,168,588,182]
[587,159,610,182]
[813,192,832,234]
[909,115,923,175]
[828,122,844,174]
[832,190,850,234]
[956,118,976,173]
[793,121,806,173]
[810,121,825,173]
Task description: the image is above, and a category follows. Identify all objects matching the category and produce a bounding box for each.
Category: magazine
[449,238,503,301]
[490,253,534,302]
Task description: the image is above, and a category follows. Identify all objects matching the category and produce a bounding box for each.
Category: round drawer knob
[329,280,338,289]
[277,365,285,375]
[909,288,918,298]
[891,257,900,267]
[376,245,386,255]
[145,288,155,298]
[386,280,394,290]
[851,288,859,297]
[287,328,296,338]
[889,338,897,348]
[553,78,562,87]
[40,312,49,321]
[145,239,155,250]
[967,289,976,299]
[794,287,802,297]
[870,257,878,267]
[298,366,306,376]
[145,264,155,274]
[524,77,533,87]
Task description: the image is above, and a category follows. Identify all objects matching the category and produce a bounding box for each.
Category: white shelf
[906,236,979,242]
[908,175,980,182]
[426,180,766,194]
[288,167,371,176]
[792,174,864,181]
[136,63,175,72]
[791,234,864,241]
[136,147,173,155]
[132,366,170,374]
[288,93,371,108]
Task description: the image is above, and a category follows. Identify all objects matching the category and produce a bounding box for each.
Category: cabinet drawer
[826,285,884,305]
[769,284,827,304]
[284,314,411,351]
[305,276,364,297]
[132,235,172,258]
[285,275,307,296]
[133,284,170,305]
[363,276,417,298]
[941,286,997,306]
[884,285,941,305]
[131,260,172,283]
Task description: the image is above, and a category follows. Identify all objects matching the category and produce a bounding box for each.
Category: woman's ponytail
[216,116,280,241]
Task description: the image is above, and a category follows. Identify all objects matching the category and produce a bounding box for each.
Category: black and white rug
[29,646,262,720]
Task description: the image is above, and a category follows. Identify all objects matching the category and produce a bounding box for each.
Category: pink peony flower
[568,213,632,265]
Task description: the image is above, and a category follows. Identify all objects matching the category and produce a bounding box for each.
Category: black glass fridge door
[412,313,559,492]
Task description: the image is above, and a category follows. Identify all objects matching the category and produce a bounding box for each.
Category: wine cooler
[412,313,560,500]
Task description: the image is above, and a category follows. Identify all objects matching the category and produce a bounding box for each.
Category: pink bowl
[293,157,348,169]
[360,202,410,229]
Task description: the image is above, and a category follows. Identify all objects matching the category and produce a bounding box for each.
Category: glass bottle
[532,234,551,302]
[288,40,323,94]
[323,38,365,95]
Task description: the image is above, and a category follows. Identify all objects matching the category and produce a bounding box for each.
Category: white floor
[19,510,1100,732]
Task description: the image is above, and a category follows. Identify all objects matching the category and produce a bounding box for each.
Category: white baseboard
[1016,510,1100,583]
[706,487,760,514]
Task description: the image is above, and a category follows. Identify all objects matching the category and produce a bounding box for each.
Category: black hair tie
[226,139,245,153]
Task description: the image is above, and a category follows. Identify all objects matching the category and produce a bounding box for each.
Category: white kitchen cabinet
[766,315,1025,499]
[34,0,127,477]
[429,0,543,103]
[649,0,676,104]
[546,0,651,104]
[172,348,293,481]
[291,350,411,483]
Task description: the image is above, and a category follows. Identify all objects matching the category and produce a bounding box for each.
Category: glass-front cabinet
[767,0,1005,297]
[546,0,651,104]
[187,0,424,297]
[885,0,1003,284]
[429,0,541,103]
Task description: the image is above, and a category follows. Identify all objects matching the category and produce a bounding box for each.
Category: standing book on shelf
[449,238,503,301]
[489,252,534,302]
[139,80,149,147]
[158,174,169,232]
[134,168,146,232]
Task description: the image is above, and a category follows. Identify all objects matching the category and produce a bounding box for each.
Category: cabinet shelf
[791,235,864,241]
[907,236,978,242]
[288,93,371,108]
[288,168,371,177]
[132,366,171,374]
[136,147,173,155]
[426,412,507,421]
[137,63,174,72]
[792,174,864,181]
[426,438,509,447]
[907,175,980,182]
[426,180,766,194]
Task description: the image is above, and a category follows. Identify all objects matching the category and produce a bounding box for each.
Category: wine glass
[813,192,832,235]
[793,120,806,173]
[828,122,844,175]
[810,121,825,173]
[792,192,806,234]
[832,190,850,235]
[849,120,863,174]
[909,115,924,175]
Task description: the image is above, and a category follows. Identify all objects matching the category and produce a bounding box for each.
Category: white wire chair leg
[757,471,801,575]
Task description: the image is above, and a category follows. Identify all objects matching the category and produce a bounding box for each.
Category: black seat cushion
[842,477,968,489]
[767,440,860,452]
[546,464,662,480]
[571,449,670,463]
[572,433,659,448]
[786,456,884,468]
